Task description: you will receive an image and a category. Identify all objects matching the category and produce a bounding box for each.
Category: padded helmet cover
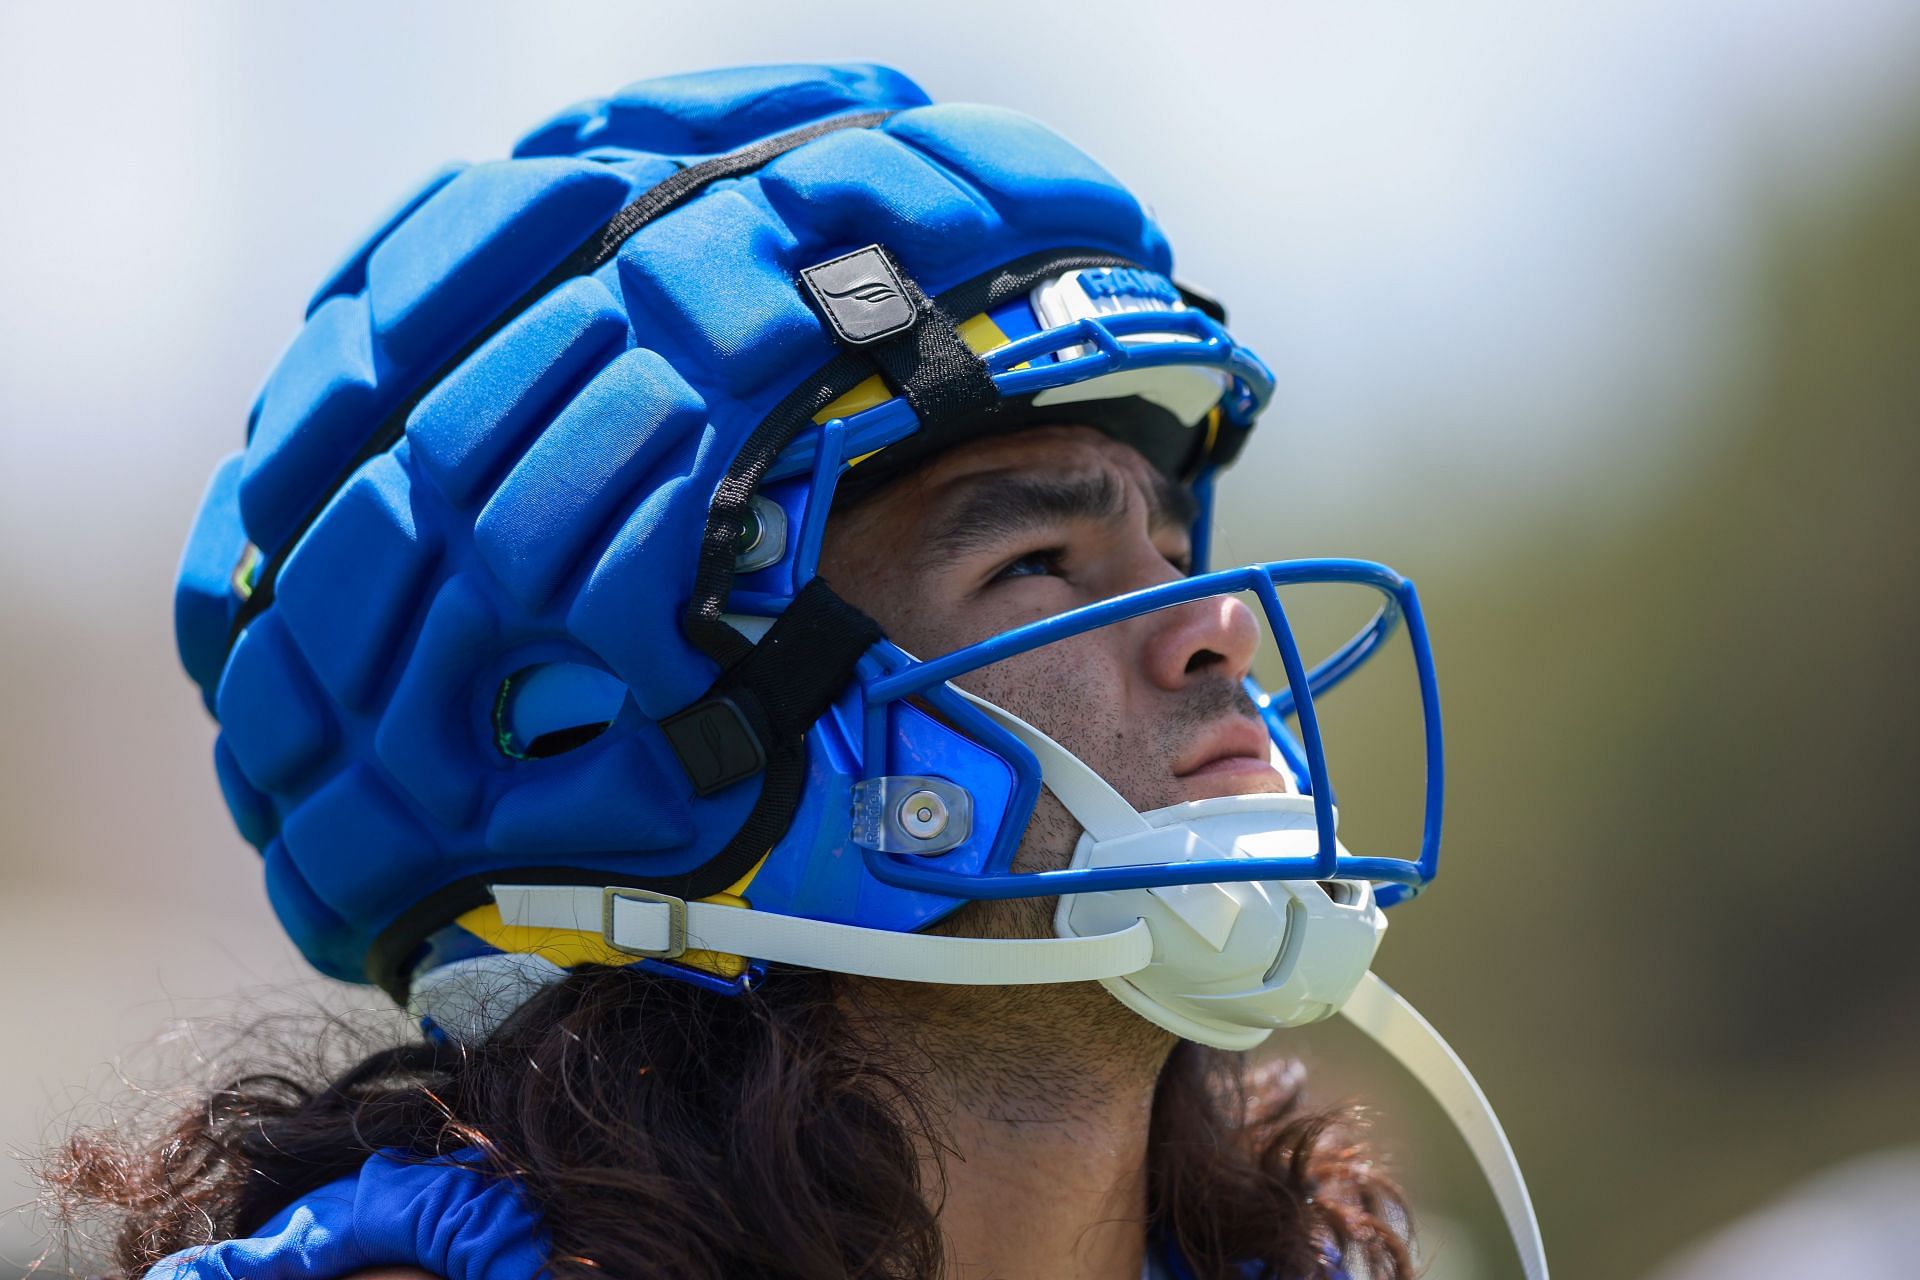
[174,64,1201,990]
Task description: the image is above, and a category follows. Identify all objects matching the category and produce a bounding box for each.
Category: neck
[842,974,1178,1280]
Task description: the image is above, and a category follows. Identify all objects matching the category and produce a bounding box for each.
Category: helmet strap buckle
[601,887,689,959]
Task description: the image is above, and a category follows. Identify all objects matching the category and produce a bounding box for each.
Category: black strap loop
[663,577,881,796]
[863,287,1001,426]
[801,244,1001,428]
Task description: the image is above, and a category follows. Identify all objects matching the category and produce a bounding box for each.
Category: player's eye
[990,547,1066,584]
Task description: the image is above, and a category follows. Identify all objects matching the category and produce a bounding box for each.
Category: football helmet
[174,64,1543,1277]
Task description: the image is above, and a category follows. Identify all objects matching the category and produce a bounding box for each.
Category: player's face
[821,425,1289,851]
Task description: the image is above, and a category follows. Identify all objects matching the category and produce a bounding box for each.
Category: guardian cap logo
[800,244,918,345]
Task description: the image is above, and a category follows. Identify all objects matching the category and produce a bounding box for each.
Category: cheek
[962,633,1182,815]
[963,635,1127,768]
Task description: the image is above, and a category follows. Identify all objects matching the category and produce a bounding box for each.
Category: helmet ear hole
[494,661,630,760]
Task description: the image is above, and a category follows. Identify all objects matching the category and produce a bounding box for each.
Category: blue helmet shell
[175,64,1290,996]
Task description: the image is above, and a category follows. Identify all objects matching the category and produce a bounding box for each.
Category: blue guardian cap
[175,61,1408,1001]
[174,64,1547,1278]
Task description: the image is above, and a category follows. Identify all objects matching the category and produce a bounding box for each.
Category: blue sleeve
[144,1149,547,1280]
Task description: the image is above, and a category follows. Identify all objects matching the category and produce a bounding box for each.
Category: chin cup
[1053,793,1385,1050]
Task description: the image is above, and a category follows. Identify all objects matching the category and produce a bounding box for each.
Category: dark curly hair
[35,965,1412,1280]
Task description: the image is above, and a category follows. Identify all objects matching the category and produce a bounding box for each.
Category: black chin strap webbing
[662,578,881,797]
[664,244,994,800]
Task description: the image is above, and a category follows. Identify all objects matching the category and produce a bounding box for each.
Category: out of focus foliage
[1352,91,1920,1279]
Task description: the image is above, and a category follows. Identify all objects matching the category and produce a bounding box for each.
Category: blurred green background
[1283,88,1920,1278]
[3,4,1916,1278]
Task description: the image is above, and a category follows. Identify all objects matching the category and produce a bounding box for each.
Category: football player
[54,63,1543,1280]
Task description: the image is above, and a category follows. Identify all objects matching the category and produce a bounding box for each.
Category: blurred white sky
[3,0,1920,611]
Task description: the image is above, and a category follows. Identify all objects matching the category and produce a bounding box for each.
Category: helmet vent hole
[520,722,613,759]
[494,662,629,761]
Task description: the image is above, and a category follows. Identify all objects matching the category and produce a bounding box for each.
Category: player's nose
[1139,586,1261,692]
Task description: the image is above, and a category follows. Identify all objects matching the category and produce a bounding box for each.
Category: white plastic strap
[491,885,1155,986]
[947,686,1151,841]
[1341,971,1550,1280]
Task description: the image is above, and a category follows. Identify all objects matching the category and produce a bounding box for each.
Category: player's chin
[1170,758,1294,805]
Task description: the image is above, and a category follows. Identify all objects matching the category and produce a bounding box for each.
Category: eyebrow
[919,466,1198,565]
